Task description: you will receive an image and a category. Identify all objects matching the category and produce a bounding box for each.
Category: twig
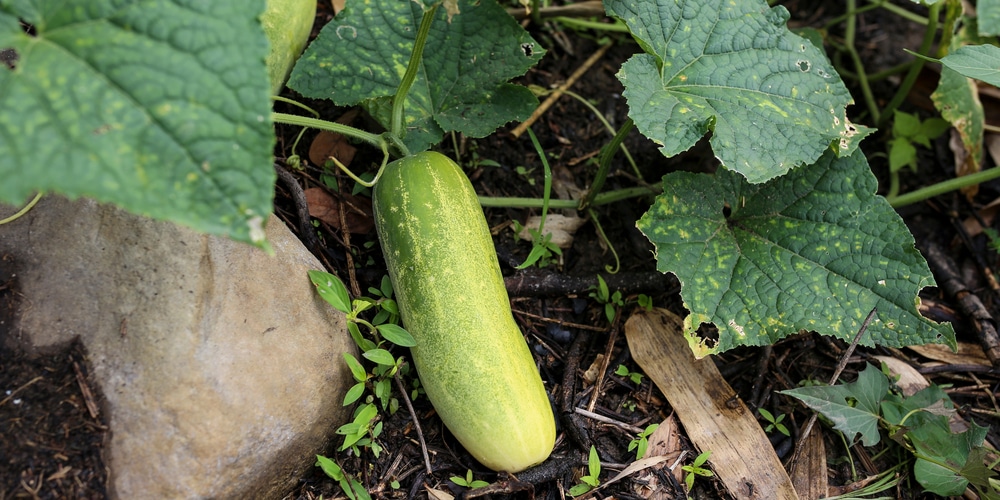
[336,177,362,298]
[511,42,613,138]
[562,333,592,450]
[922,239,1000,367]
[506,1,605,20]
[587,317,619,413]
[72,358,100,421]
[394,369,432,475]
[788,307,876,474]
[574,407,644,434]
[504,270,679,298]
[512,308,608,332]
[0,375,43,408]
[274,163,321,252]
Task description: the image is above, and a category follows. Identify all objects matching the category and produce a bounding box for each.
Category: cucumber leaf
[289,0,542,153]
[637,150,956,356]
[0,0,275,246]
[780,364,888,447]
[605,0,871,183]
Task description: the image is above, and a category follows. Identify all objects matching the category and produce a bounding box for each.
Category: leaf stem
[581,118,634,209]
[0,192,42,225]
[877,1,940,129]
[844,0,880,123]
[392,3,440,139]
[889,166,1000,208]
[554,17,629,33]
[272,112,385,148]
[479,185,660,209]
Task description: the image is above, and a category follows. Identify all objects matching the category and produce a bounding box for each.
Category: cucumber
[373,151,556,472]
[261,0,315,95]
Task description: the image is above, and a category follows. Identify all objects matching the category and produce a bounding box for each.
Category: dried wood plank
[624,308,799,500]
[789,428,827,500]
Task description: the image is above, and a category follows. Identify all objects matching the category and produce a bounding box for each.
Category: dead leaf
[950,129,979,198]
[425,486,454,500]
[583,353,604,385]
[304,187,374,234]
[907,342,991,367]
[308,108,360,167]
[873,355,928,397]
[632,414,684,499]
[625,308,800,500]
[517,214,587,249]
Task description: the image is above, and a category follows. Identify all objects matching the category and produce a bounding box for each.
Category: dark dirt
[4,1,1000,499]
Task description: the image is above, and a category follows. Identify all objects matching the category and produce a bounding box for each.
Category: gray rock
[0,196,355,499]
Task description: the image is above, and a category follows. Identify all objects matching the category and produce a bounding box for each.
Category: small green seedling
[682,450,714,491]
[628,423,660,460]
[887,110,950,174]
[450,469,490,489]
[568,446,602,497]
[316,455,372,500]
[513,221,563,269]
[615,364,645,385]
[514,165,537,186]
[758,408,790,437]
[636,293,653,311]
[309,270,418,456]
[589,275,623,323]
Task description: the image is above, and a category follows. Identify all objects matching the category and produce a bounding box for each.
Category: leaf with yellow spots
[0,0,275,247]
[605,0,872,184]
[637,150,956,356]
[288,0,543,153]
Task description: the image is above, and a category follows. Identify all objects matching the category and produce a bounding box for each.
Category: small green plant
[589,275,624,323]
[615,364,645,385]
[681,450,714,491]
[512,220,562,269]
[450,469,490,489]
[636,293,653,311]
[309,270,417,457]
[627,423,659,460]
[568,446,602,497]
[781,363,999,498]
[758,408,790,437]
[887,110,950,175]
[315,455,372,500]
[983,228,1000,255]
[514,165,536,186]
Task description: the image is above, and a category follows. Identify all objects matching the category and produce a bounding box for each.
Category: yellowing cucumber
[373,151,556,472]
[261,0,315,95]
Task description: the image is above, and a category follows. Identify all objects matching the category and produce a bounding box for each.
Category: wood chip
[625,308,799,500]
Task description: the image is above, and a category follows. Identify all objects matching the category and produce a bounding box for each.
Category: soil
[4,2,1000,499]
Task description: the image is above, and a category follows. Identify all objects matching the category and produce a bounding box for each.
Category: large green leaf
[780,364,889,447]
[0,1,275,246]
[289,0,542,153]
[605,0,870,184]
[939,44,1000,86]
[637,150,956,356]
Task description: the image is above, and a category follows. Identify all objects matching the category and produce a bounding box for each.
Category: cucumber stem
[889,166,1000,208]
[272,112,385,149]
[581,118,634,210]
[391,3,440,139]
[479,185,660,208]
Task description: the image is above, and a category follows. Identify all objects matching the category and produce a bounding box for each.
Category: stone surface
[0,196,355,499]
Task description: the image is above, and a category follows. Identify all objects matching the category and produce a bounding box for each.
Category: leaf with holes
[0,1,274,246]
[637,150,956,356]
[288,0,543,153]
[605,0,871,183]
